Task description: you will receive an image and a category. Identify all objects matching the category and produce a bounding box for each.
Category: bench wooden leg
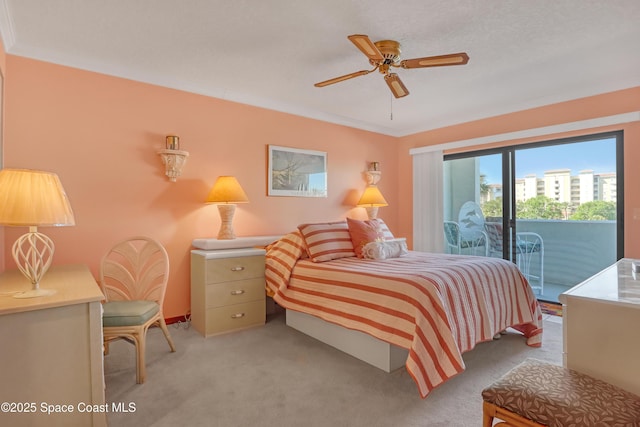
[483,400,496,427]
[483,400,546,427]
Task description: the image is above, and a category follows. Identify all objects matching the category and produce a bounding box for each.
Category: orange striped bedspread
[265,231,543,398]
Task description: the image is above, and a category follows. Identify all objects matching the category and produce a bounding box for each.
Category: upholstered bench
[482,358,640,426]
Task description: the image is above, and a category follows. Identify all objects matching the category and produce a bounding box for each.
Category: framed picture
[268,145,327,197]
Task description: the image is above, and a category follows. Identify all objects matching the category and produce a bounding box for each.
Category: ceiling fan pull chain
[390,92,393,121]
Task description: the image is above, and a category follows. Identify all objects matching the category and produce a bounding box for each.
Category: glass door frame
[445,130,625,263]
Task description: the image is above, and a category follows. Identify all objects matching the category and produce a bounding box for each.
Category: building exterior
[514,169,616,204]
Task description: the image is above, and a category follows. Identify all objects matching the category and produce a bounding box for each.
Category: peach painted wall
[3,50,638,319]
[3,55,399,318]
[397,87,640,257]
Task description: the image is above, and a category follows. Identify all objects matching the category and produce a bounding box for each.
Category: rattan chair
[100,236,176,384]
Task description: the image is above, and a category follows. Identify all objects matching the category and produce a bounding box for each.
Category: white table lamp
[357,185,388,219]
[0,169,76,298]
[206,176,249,239]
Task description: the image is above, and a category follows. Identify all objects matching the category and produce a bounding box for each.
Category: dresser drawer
[204,300,266,336]
[205,277,265,308]
[205,255,264,284]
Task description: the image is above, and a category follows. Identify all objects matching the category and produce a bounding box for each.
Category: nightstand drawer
[204,300,266,336]
[205,255,264,283]
[205,277,265,308]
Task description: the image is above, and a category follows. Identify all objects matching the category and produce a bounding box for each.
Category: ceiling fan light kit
[315,34,469,99]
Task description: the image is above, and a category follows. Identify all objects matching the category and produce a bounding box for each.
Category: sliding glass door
[443,152,504,257]
[443,132,623,302]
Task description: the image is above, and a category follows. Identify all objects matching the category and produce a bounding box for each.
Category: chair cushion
[102,301,159,327]
[482,358,640,426]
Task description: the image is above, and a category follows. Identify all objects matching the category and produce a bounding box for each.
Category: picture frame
[268,145,327,197]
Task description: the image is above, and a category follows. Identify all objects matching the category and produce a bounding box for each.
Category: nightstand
[190,236,280,337]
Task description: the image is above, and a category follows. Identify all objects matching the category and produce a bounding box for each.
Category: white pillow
[362,238,408,260]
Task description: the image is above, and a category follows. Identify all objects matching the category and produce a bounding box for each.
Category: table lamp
[357,185,388,219]
[206,176,249,239]
[0,169,76,298]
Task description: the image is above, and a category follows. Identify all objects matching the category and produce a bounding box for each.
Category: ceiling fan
[315,34,469,98]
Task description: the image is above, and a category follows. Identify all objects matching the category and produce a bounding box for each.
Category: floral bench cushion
[482,358,640,427]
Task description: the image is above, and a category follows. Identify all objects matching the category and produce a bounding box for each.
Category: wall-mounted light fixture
[158,135,189,182]
[357,162,387,219]
[364,161,382,185]
[206,176,249,240]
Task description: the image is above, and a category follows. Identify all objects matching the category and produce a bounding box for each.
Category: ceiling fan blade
[384,73,409,98]
[348,34,384,62]
[400,52,469,69]
[314,69,373,87]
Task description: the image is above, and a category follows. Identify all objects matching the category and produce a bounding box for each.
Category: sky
[480,137,617,185]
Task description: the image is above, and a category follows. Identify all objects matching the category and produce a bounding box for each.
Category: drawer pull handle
[230,313,245,319]
[230,290,245,295]
[230,266,245,272]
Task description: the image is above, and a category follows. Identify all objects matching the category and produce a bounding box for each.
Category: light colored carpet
[105,310,562,427]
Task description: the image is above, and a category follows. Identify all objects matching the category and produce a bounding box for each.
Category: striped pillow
[375,218,396,240]
[297,221,356,262]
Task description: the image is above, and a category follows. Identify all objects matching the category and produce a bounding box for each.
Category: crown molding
[410,111,640,155]
[0,0,15,51]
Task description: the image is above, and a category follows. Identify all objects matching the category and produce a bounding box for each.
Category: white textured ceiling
[1,0,639,136]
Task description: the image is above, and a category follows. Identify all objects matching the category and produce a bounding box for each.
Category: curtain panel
[412,149,444,253]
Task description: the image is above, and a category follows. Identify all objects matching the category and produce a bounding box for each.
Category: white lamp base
[365,206,379,219]
[14,288,57,299]
[11,228,56,298]
[217,204,238,240]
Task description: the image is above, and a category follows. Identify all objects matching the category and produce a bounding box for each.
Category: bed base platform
[286,309,408,373]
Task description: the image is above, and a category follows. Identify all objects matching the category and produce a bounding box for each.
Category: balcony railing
[516,219,617,301]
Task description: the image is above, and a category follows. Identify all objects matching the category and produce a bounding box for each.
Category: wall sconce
[158,135,189,182]
[358,162,386,219]
[364,161,382,185]
[357,185,388,219]
[0,169,76,298]
[206,176,249,239]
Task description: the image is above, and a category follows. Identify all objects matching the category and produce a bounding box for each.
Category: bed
[264,220,542,398]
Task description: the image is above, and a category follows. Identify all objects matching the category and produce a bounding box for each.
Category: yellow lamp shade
[0,168,75,227]
[206,176,249,204]
[357,185,388,207]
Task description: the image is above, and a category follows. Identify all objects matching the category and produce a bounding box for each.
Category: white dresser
[0,265,106,427]
[559,258,640,395]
